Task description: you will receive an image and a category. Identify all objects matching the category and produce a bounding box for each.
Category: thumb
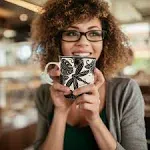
[49,65,60,77]
[94,68,105,89]
[48,65,60,83]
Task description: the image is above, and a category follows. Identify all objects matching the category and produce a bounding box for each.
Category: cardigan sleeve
[33,84,53,150]
[117,79,147,150]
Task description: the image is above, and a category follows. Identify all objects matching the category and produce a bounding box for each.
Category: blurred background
[0,0,150,149]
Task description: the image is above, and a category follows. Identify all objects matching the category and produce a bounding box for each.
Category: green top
[49,108,108,150]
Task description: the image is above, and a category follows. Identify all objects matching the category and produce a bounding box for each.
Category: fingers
[73,84,99,97]
[75,94,95,105]
[49,65,60,76]
[94,68,105,89]
[75,93,100,104]
[51,82,70,94]
[77,103,94,111]
[48,65,60,82]
[76,101,100,115]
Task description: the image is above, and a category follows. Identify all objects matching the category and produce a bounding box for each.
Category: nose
[75,35,90,46]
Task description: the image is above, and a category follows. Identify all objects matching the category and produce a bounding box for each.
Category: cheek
[95,43,103,58]
[99,41,103,52]
[61,43,66,54]
[61,42,72,55]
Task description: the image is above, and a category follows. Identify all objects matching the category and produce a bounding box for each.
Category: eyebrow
[68,26,101,30]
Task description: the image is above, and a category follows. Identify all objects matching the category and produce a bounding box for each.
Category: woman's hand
[73,68,105,124]
[49,65,73,114]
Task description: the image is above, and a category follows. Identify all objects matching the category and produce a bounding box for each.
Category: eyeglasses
[61,30,106,42]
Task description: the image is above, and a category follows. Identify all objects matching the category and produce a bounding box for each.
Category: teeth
[73,53,90,56]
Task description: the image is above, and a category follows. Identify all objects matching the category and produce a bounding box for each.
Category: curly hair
[31,0,130,79]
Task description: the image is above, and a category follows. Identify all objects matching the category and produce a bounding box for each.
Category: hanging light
[5,0,42,13]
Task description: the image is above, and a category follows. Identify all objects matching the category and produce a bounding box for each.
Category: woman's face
[61,17,103,60]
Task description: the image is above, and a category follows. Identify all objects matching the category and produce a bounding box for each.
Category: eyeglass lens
[62,30,105,42]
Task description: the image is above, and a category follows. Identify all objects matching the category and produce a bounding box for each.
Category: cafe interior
[0,0,150,149]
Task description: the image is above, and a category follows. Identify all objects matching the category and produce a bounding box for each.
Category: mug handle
[41,62,60,85]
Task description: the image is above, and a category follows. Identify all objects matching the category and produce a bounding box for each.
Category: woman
[31,0,147,150]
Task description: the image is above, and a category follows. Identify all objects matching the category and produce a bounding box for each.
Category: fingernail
[73,90,76,95]
[65,87,70,91]
[65,89,71,93]
[94,68,98,72]
[64,89,71,95]
[76,105,79,109]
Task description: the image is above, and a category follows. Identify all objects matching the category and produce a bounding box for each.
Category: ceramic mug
[41,56,96,99]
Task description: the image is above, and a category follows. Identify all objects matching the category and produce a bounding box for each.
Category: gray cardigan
[34,77,148,150]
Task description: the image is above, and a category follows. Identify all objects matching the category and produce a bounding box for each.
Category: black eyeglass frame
[60,30,107,42]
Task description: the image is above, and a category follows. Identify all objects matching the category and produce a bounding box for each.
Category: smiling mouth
[73,52,91,57]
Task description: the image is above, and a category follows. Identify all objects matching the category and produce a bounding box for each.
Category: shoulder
[106,77,144,108]
[107,77,140,93]
[36,84,50,104]
[35,84,53,115]
[106,77,145,128]
[37,84,50,95]
[108,77,136,86]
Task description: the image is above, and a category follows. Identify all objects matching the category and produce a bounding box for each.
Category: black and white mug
[41,56,96,99]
